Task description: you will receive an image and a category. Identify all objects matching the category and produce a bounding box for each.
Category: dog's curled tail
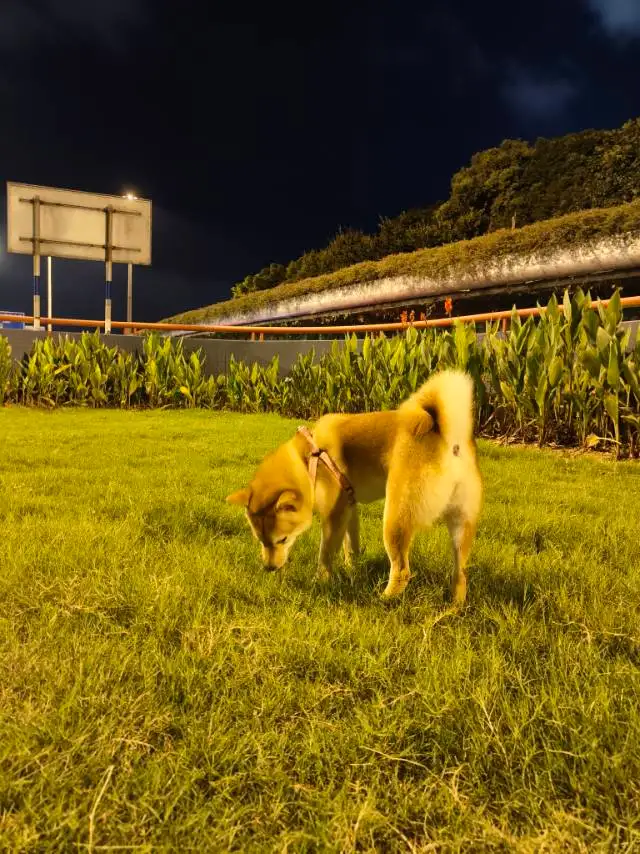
[400,369,475,445]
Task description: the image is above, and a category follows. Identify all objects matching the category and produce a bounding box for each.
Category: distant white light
[123,191,138,201]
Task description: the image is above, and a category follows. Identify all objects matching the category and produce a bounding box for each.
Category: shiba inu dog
[226,370,482,604]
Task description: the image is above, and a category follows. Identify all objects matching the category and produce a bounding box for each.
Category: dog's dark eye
[276,537,288,545]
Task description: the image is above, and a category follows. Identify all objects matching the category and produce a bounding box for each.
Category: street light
[122,192,138,331]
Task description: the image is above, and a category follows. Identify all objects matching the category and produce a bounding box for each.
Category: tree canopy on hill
[231,118,640,299]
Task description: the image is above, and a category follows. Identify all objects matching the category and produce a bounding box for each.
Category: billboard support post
[105,206,114,335]
[32,196,41,330]
[126,262,133,335]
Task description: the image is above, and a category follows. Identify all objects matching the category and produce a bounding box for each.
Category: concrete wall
[0,329,339,375]
[2,322,637,376]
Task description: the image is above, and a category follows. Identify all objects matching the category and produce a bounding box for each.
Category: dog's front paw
[315,566,332,584]
[449,576,467,608]
[380,571,412,600]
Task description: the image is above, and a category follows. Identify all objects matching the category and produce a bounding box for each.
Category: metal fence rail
[2,294,640,338]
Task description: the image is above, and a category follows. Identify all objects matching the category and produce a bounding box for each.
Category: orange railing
[1,295,640,337]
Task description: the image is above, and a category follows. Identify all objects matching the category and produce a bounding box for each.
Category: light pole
[123,192,137,334]
[127,262,133,333]
[47,256,53,332]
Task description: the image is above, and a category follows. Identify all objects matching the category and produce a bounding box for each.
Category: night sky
[1,0,640,322]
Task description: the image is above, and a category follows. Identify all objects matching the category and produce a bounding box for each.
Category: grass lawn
[1,408,640,852]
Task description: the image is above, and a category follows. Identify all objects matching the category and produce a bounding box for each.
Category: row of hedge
[2,290,639,457]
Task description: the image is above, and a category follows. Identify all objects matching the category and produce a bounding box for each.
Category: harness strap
[297,426,356,505]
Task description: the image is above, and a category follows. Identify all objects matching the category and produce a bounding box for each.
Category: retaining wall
[0,330,338,375]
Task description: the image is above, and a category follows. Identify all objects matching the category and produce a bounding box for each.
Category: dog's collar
[296,426,356,505]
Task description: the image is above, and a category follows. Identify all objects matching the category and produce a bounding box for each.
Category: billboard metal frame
[6,182,152,333]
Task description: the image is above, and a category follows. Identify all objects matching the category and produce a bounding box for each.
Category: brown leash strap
[297,426,356,505]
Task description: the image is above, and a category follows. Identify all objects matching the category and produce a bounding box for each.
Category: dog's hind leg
[343,505,360,567]
[445,464,482,606]
[446,513,477,606]
[381,503,416,599]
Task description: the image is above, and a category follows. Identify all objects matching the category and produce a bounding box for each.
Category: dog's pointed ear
[226,487,251,507]
[275,490,302,514]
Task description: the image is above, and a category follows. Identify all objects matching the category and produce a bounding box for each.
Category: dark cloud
[587,0,640,39]
[0,0,144,53]
[502,68,578,125]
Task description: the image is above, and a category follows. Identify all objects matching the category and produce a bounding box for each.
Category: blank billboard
[6,182,152,265]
